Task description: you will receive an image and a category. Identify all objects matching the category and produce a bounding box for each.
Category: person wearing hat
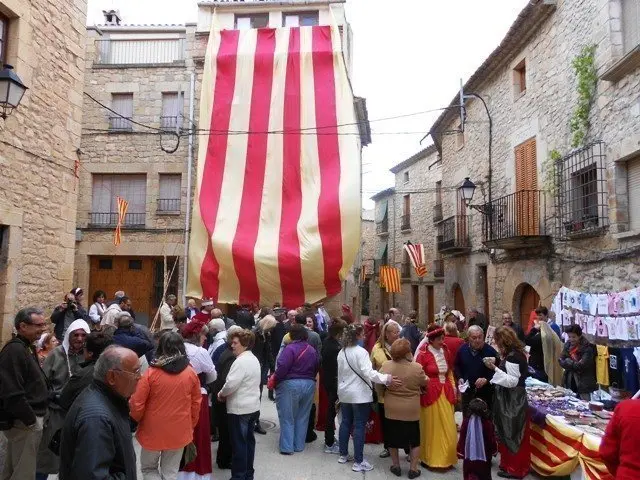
[192,298,215,324]
[415,324,457,470]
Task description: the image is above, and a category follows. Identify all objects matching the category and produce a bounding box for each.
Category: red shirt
[415,343,456,407]
[600,399,640,479]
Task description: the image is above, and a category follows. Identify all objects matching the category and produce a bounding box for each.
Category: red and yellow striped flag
[113,196,128,247]
[404,242,427,277]
[187,21,361,305]
[380,266,401,293]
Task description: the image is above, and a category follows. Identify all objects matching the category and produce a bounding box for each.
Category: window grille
[556,141,609,239]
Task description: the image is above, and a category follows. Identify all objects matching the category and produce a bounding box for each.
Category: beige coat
[379,357,427,422]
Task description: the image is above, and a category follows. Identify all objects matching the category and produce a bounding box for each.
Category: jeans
[140,447,184,480]
[324,388,338,446]
[275,379,316,453]
[339,402,371,463]
[228,411,259,480]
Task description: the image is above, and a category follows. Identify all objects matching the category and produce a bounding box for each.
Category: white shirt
[185,343,217,394]
[219,350,261,415]
[491,361,521,389]
[159,302,175,331]
[88,302,105,325]
[101,303,122,327]
[337,345,390,404]
[429,345,448,383]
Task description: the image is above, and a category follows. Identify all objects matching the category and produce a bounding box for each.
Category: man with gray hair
[212,307,235,329]
[454,325,499,415]
[112,312,153,358]
[159,294,178,331]
[59,346,140,480]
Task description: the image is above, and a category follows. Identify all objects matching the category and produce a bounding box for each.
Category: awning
[374,242,388,261]
[375,199,388,223]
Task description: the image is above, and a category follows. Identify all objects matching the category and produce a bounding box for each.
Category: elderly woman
[130,332,202,480]
[218,329,262,480]
[337,324,401,473]
[179,319,217,480]
[208,317,227,357]
[371,320,401,458]
[379,339,428,479]
[415,324,457,470]
[486,326,530,479]
[273,324,320,454]
[559,324,597,400]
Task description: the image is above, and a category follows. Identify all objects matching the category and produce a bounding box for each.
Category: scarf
[151,354,186,367]
[62,319,90,376]
[465,415,487,462]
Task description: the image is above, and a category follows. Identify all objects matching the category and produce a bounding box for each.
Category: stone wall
[437,0,640,325]
[0,0,87,341]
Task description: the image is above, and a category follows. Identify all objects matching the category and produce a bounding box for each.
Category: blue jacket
[112,328,153,358]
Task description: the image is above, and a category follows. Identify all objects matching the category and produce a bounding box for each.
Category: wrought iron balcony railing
[433,203,443,223]
[433,259,444,278]
[109,116,132,131]
[157,198,180,213]
[437,215,470,253]
[401,263,411,278]
[89,212,146,227]
[376,218,389,235]
[401,214,411,230]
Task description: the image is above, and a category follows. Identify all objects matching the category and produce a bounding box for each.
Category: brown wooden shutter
[515,138,539,235]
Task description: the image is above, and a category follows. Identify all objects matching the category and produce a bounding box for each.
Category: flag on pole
[360,264,367,284]
[113,196,128,247]
[187,21,362,306]
[403,242,427,277]
[380,266,401,293]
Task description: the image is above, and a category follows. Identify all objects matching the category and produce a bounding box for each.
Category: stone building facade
[0,0,87,341]
[367,147,446,325]
[76,1,366,323]
[429,0,640,329]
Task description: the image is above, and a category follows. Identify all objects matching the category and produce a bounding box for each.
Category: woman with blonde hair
[486,326,530,479]
[415,324,457,470]
[379,339,428,478]
[371,320,401,458]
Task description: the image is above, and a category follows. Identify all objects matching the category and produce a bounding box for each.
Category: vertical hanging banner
[188,19,362,306]
[403,242,427,277]
[113,196,128,247]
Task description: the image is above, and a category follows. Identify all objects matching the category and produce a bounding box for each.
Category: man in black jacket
[59,345,140,480]
[112,313,153,358]
[0,308,49,480]
[321,319,345,454]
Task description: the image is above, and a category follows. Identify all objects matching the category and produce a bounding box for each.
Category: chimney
[102,9,122,26]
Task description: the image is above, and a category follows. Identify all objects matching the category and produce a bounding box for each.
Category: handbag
[267,344,312,390]
[342,350,379,414]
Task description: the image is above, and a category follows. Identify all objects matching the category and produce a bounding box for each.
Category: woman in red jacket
[600,398,640,479]
[415,324,457,470]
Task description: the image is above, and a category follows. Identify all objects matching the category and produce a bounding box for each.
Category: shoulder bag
[343,349,379,413]
[267,344,311,390]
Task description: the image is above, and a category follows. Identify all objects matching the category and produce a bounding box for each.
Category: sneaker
[338,455,353,464]
[352,460,374,472]
[379,449,390,458]
[324,443,340,454]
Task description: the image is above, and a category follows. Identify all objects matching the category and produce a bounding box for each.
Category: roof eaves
[389,144,437,174]
[370,187,395,201]
[428,0,557,146]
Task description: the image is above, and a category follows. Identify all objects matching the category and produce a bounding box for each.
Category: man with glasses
[0,308,49,480]
[502,311,525,342]
[59,345,140,480]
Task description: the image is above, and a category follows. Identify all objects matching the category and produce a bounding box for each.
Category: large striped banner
[403,242,427,277]
[530,415,612,479]
[188,21,361,306]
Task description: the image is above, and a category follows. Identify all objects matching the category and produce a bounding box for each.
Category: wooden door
[412,285,419,313]
[515,138,539,235]
[519,284,540,330]
[453,284,465,313]
[90,256,155,326]
[427,286,434,324]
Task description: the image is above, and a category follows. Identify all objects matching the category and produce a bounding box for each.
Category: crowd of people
[0,291,638,480]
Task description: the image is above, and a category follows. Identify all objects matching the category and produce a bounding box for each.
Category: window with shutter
[235,14,269,29]
[158,174,181,213]
[110,93,133,131]
[622,0,640,54]
[91,174,146,226]
[514,138,539,235]
[284,11,319,27]
[161,93,180,130]
[0,14,8,65]
[627,157,640,231]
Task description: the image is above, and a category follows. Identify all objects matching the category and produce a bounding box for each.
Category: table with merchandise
[526,379,613,479]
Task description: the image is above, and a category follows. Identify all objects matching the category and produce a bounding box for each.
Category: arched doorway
[517,283,540,330]
[453,283,465,313]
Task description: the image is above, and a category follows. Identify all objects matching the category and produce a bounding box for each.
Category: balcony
[433,203,443,223]
[437,215,470,254]
[433,259,444,278]
[401,263,411,279]
[109,116,132,132]
[376,218,389,236]
[160,116,181,131]
[157,198,181,214]
[482,190,550,249]
[401,214,411,231]
[89,212,146,228]
[95,38,186,66]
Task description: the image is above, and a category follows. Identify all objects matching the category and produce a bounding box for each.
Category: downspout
[183,71,196,304]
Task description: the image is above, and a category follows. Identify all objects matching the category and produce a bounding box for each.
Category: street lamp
[0,65,28,119]
[459,177,477,207]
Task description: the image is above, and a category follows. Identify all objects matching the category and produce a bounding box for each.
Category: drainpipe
[182,71,196,304]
